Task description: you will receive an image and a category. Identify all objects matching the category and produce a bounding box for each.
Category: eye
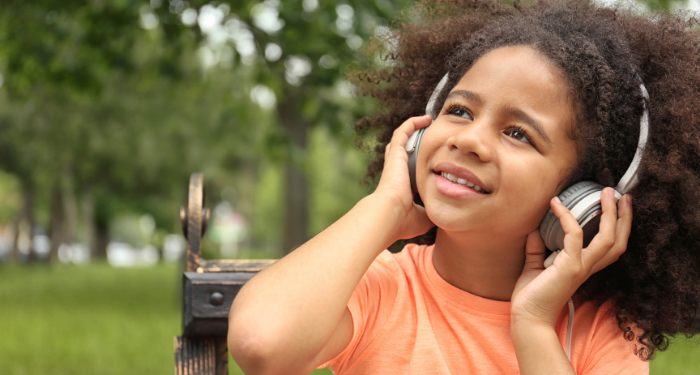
[504,126,532,144]
[445,105,473,121]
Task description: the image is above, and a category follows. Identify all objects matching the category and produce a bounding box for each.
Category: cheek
[501,158,560,218]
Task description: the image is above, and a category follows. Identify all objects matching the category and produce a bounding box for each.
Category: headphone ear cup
[407,127,428,195]
[540,181,605,251]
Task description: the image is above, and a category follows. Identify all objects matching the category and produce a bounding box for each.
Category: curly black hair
[351,0,700,360]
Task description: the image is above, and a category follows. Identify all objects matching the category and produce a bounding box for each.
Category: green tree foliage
[0,0,271,259]
[640,0,688,11]
[151,0,411,252]
[0,0,407,260]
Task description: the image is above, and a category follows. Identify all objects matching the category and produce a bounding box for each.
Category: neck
[432,228,527,301]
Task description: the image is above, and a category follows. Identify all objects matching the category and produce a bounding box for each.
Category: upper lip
[433,162,491,193]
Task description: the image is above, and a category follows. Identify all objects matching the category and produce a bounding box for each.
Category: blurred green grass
[0,262,696,375]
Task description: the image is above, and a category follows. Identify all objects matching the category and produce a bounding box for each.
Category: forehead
[453,46,576,145]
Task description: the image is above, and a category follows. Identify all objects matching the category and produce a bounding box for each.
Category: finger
[407,114,433,131]
[550,196,583,263]
[591,194,633,273]
[380,116,432,185]
[389,115,432,150]
[384,115,433,172]
[522,230,547,272]
[584,188,618,266]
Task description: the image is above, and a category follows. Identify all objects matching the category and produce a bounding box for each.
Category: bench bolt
[209,292,224,306]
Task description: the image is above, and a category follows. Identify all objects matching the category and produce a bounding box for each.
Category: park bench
[174,173,275,375]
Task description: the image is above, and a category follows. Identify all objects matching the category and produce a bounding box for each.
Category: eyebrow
[446,90,553,144]
[446,90,483,105]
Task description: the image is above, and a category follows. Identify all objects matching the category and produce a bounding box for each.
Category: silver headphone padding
[540,181,604,251]
[540,181,624,251]
[407,128,427,194]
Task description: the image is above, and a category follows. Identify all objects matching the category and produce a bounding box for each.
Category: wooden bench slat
[174,336,227,375]
[198,259,276,273]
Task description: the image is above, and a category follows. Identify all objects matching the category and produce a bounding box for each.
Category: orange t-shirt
[323,244,648,374]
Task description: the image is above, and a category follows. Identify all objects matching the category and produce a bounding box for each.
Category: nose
[446,119,495,162]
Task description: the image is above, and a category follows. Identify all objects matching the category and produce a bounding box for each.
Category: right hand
[373,114,435,240]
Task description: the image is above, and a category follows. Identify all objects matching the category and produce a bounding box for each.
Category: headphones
[405,72,649,258]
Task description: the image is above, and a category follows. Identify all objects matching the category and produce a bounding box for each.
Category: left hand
[510,187,633,326]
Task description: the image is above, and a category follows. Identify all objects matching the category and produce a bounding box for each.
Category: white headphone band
[615,81,649,194]
[425,73,450,118]
[424,72,649,193]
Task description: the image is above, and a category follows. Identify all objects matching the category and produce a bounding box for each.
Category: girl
[228,0,700,374]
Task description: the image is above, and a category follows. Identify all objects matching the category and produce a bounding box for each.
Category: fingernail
[608,188,615,198]
[627,195,633,204]
[553,196,561,205]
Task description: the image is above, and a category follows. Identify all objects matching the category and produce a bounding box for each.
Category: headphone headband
[426,73,450,118]
[424,72,649,193]
[615,82,649,194]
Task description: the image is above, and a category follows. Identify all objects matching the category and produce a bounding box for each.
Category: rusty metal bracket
[175,173,274,375]
[180,173,210,272]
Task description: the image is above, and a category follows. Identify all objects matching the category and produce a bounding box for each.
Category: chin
[424,203,480,233]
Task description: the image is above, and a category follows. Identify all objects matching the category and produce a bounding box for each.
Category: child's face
[416,45,579,239]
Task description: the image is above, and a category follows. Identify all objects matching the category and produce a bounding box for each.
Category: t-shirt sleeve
[319,250,399,372]
[578,303,649,375]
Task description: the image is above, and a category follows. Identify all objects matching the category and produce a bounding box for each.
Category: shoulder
[352,244,433,305]
[321,244,432,372]
[389,243,434,274]
[569,299,648,374]
[365,243,432,280]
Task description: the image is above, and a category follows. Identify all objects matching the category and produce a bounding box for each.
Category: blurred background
[0,0,698,374]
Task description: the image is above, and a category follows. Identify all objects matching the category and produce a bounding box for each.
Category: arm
[511,319,576,375]
[227,115,434,375]
[510,188,633,375]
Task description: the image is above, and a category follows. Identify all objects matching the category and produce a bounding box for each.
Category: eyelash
[445,104,473,120]
[444,104,534,146]
[504,126,533,145]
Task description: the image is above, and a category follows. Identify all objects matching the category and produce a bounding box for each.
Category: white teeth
[440,172,486,192]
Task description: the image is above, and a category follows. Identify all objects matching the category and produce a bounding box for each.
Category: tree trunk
[25,184,36,262]
[12,180,35,262]
[10,214,20,262]
[82,187,98,258]
[277,87,311,254]
[61,169,77,246]
[94,220,109,259]
[49,187,64,262]
[282,165,308,253]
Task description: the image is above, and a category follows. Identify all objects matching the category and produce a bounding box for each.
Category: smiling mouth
[435,171,490,194]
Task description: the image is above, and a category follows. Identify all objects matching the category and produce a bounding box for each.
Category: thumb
[523,230,546,273]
